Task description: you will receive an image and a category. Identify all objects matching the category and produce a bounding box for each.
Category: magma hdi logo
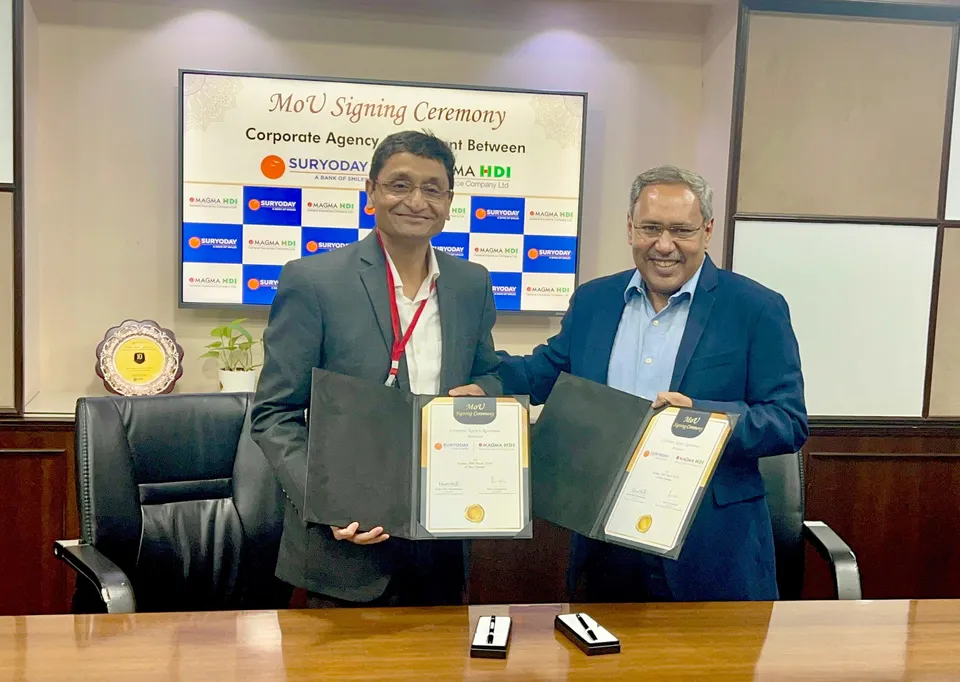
[187,195,240,209]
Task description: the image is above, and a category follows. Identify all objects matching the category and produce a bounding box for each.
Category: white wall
[23,0,41,406]
[696,0,738,263]
[26,0,723,411]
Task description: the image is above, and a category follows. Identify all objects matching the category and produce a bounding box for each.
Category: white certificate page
[423,398,526,534]
[603,408,730,552]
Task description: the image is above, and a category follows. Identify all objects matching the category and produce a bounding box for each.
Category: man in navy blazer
[498,165,808,602]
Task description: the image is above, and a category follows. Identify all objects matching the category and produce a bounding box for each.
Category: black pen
[486,616,495,644]
[576,613,597,641]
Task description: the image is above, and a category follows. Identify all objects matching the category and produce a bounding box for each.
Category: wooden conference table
[2,600,959,680]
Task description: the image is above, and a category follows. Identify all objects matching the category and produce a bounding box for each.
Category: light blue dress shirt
[607,262,704,401]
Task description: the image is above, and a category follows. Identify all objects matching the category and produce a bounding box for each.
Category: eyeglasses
[375,179,452,203]
[631,221,703,241]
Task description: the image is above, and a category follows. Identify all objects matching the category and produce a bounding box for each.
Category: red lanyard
[377,230,436,387]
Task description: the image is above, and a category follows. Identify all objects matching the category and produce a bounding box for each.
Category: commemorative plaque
[95,319,184,396]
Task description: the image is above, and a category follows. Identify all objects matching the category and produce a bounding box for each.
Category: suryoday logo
[248,198,296,211]
[260,153,370,179]
[435,244,466,258]
[470,197,525,234]
[305,240,349,253]
[526,247,572,260]
[245,187,302,227]
[474,208,521,220]
[188,237,237,249]
[260,155,286,179]
[247,278,279,291]
[433,442,470,451]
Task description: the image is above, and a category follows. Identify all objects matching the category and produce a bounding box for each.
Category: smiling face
[628,183,713,300]
[365,152,452,244]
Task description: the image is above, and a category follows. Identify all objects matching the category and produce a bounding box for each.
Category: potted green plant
[200,318,262,392]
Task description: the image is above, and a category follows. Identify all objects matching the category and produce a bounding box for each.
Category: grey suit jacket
[250,231,502,601]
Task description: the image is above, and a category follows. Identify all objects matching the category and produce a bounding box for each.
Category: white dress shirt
[383,247,442,395]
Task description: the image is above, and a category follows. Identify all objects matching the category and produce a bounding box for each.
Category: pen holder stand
[555,613,621,655]
[470,615,512,659]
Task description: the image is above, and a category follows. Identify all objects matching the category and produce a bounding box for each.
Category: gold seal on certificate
[95,319,184,396]
[302,369,533,540]
[419,396,531,537]
[603,406,732,556]
[529,373,739,560]
[465,504,485,523]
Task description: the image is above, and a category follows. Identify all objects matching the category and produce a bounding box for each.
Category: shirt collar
[624,259,705,305]
[384,246,440,303]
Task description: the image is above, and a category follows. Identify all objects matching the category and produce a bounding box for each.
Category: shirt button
[652,320,659,327]
[645,358,653,365]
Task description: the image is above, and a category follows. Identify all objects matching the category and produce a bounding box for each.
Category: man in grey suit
[251,131,502,607]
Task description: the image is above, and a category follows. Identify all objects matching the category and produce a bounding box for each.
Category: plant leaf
[228,322,254,344]
[198,350,220,359]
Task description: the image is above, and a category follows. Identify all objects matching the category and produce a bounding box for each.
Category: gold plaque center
[113,337,165,384]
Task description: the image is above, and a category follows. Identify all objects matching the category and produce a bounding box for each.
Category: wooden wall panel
[6,419,960,614]
[804,433,960,600]
[468,518,570,605]
[0,421,75,615]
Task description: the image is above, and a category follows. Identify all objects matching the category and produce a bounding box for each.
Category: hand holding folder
[531,373,738,559]
[304,368,532,540]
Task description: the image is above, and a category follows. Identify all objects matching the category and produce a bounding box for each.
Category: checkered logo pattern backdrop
[183,186,578,311]
[180,71,585,313]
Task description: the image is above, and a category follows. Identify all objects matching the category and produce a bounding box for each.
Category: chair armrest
[53,540,137,613]
[802,521,862,600]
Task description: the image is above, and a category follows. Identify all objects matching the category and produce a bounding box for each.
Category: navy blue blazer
[498,254,808,601]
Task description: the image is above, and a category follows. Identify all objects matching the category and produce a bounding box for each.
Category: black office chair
[54,393,291,613]
[759,450,861,600]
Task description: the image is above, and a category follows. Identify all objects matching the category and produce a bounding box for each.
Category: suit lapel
[586,271,633,384]
[670,256,718,390]
[437,265,459,394]
[357,233,393,355]
[357,232,413,388]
